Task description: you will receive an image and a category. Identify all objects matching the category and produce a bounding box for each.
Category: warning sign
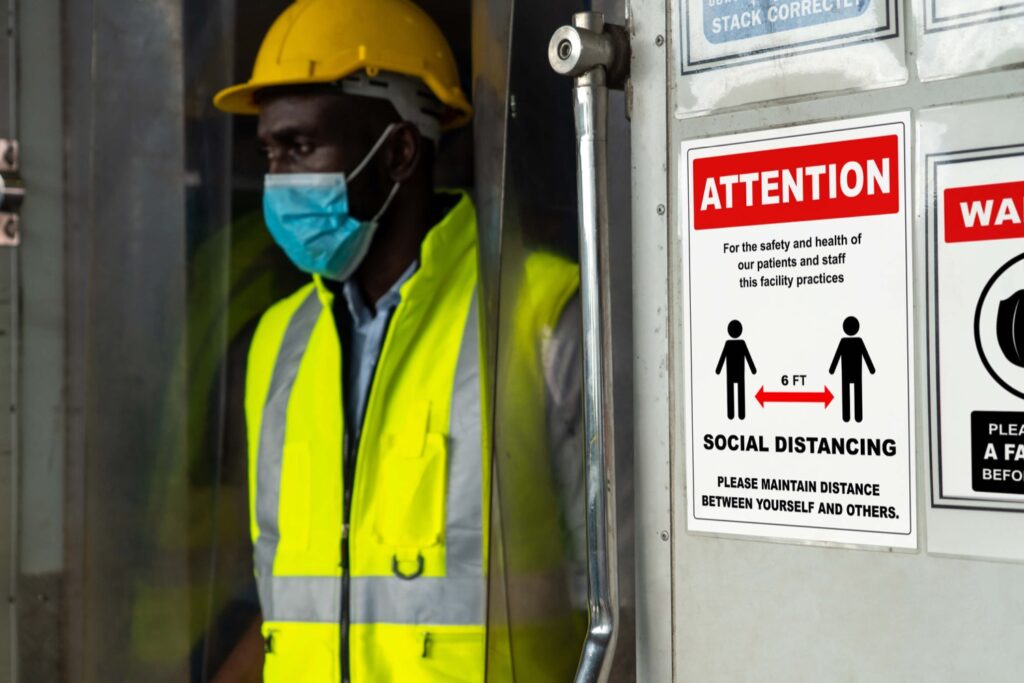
[681,113,916,548]
[926,121,1024,511]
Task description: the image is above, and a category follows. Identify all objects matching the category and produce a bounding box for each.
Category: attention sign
[681,113,916,548]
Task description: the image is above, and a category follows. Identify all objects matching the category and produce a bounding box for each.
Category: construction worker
[212,1,585,681]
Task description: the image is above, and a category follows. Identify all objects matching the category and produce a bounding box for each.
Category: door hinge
[0,139,24,246]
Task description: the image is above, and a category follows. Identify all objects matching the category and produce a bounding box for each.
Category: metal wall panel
[0,0,17,679]
[1,0,13,135]
[16,0,66,679]
[624,0,1024,678]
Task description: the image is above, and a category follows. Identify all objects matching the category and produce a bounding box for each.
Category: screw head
[659,530,670,542]
[656,204,666,216]
[655,34,665,47]
[557,38,574,61]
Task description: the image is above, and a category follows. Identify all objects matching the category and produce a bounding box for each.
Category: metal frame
[623,0,673,680]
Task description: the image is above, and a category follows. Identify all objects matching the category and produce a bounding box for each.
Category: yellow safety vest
[244,191,579,682]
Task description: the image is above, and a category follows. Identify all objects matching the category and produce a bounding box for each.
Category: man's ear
[385,122,424,183]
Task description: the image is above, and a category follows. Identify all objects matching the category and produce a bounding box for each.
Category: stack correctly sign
[681,113,916,548]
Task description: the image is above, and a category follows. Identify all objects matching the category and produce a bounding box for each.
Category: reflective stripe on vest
[263,575,485,624]
[253,289,483,626]
[254,288,323,619]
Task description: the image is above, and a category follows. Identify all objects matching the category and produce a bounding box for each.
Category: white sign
[675,0,907,116]
[682,0,900,73]
[924,0,1022,33]
[915,0,1024,81]
[681,113,916,548]
[926,116,1024,512]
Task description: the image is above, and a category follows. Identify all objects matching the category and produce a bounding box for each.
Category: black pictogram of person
[716,320,757,420]
[828,316,875,423]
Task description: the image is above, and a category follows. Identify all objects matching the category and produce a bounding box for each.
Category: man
[715,319,756,421]
[829,315,875,423]
[212,1,584,681]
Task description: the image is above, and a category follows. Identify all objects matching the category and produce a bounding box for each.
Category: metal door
[628,0,1024,679]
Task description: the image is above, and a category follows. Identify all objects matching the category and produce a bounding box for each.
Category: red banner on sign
[943,180,1024,244]
[692,135,901,230]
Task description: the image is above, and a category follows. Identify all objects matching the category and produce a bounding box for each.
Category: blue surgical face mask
[262,123,401,281]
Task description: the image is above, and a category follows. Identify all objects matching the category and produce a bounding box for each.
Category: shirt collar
[341,258,418,325]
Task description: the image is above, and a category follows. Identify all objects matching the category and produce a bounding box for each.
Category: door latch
[0,139,24,246]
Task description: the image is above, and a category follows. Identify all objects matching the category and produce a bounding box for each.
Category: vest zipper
[337,297,409,681]
[341,430,354,683]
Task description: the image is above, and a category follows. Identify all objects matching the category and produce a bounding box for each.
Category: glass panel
[483,0,590,679]
[63,2,302,680]
[479,0,636,679]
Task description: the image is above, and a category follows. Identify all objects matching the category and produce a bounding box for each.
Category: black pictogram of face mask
[996,289,1024,368]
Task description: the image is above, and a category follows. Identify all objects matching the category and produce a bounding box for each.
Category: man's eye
[295,142,314,156]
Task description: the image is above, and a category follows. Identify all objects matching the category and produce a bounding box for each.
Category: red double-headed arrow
[756,386,834,409]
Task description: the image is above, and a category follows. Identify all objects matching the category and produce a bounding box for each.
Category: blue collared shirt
[340,261,419,438]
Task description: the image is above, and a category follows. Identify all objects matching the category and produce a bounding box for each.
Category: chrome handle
[549,13,629,683]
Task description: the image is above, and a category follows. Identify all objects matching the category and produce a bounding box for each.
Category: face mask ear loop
[347,122,400,182]
[371,181,402,224]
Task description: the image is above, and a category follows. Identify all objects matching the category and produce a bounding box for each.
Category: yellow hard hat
[213,0,472,130]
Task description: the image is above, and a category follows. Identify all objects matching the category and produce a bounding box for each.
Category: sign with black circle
[926,122,1024,511]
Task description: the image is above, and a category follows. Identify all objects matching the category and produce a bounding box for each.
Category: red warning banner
[943,180,1024,244]
[692,135,901,230]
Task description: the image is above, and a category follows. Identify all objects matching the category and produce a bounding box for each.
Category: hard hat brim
[213,73,473,131]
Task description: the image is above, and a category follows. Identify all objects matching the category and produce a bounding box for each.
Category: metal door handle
[548,13,629,683]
